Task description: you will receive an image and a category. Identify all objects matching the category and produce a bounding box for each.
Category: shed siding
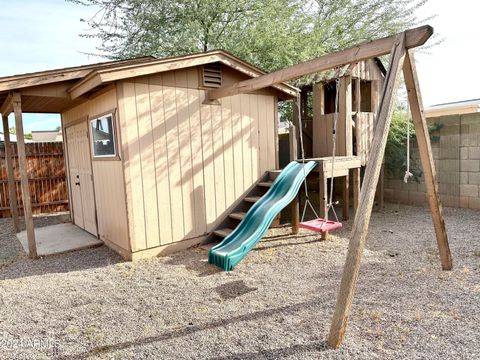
[118,70,276,251]
[62,89,130,251]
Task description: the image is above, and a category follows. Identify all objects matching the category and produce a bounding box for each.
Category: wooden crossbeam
[327,32,407,348]
[208,26,432,100]
[12,92,37,258]
[403,50,452,270]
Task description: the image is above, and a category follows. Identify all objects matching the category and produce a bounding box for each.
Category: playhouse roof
[0,50,298,114]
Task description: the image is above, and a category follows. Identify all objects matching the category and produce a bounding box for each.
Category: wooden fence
[0,142,69,217]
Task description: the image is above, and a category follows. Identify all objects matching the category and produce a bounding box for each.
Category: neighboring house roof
[0,50,298,113]
[0,132,33,143]
[31,130,63,142]
[425,98,480,118]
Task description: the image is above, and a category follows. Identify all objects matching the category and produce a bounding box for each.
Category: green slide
[208,160,317,271]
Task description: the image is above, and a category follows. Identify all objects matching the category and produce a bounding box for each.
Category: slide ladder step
[258,181,273,188]
[244,196,261,203]
[229,212,247,221]
[213,228,233,238]
[269,170,282,181]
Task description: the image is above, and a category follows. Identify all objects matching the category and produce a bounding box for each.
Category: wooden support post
[12,93,37,259]
[2,113,20,232]
[339,76,353,156]
[319,170,328,240]
[290,123,300,234]
[352,168,360,213]
[354,78,361,113]
[289,124,298,161]
[403,50,452,271]
[312,83,325,157]
[327,33,407,348]
[342,174,349,221]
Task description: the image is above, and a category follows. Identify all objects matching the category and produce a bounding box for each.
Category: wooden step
[258,181,273,188]
[244,196,261,203]
[269,170,282,181]
[213,228,233,238]
[229,212,247,220]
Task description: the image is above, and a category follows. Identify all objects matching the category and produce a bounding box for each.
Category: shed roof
[0,50,298,115]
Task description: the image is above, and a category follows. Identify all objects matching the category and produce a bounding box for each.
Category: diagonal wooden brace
[327,32,407,349]
[403,50,452,270]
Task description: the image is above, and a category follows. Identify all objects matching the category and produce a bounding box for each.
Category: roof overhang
[0,57,156,93]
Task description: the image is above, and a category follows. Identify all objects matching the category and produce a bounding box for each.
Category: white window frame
[90,113,117,159]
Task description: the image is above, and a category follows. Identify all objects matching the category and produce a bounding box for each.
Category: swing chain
[297,92,320,221]
[326,77,341,224]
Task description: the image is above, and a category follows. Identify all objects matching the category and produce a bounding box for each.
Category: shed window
[90,114,116,158]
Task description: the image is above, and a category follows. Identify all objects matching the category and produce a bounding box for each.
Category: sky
[1,0,103,133]
[0,0,478,132]
[414,0,480,106]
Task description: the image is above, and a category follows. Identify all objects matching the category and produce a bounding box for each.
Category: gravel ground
[0,205,479,359]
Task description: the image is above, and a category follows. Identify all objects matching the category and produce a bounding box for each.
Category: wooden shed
[0,50,297,259]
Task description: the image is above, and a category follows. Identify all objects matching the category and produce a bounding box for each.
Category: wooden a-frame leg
[403,50,452,270]
[319,170,328,240]
[352,167,360,214]
[327,33,407,348]
[342,174,349,221]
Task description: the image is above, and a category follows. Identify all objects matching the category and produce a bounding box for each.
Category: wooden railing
[0,142,68,217]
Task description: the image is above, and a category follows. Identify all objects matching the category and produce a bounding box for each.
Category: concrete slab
[17,223,103,256]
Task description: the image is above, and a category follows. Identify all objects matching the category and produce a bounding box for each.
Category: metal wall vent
[203,64,222,88]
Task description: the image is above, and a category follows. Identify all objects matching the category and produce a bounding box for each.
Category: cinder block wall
[384,113,480,210]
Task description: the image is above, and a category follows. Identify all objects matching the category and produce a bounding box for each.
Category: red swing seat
[299,218,342,233]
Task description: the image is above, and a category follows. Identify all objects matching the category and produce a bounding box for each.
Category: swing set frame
[208,25,452,348]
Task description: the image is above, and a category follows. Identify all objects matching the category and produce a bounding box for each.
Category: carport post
[12,92,37,258]
[1,112,20,232]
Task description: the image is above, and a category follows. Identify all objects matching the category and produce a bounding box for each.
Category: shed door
[66,122,98,236]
